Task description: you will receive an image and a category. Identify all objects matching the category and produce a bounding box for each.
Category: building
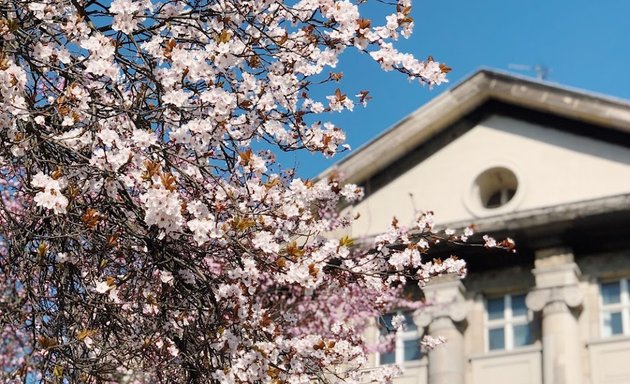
[324,70,630,384]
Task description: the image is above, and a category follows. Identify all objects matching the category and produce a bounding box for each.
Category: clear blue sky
[288,0,630,177]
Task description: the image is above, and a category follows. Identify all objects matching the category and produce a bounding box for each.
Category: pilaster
[526,247,583,384]
[414,275,468,384]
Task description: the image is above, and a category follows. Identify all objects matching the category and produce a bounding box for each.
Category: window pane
[380,314,394,335]
[487,298,504,320]
[403,311,417,331]
[511,294,528,318]
[488,327,505,350]
[403,338,421,361]
[603,311,623,337]
[379,351,396,365]
[486,188,516,208]
[513,323,532,347]
[602,282,621,305]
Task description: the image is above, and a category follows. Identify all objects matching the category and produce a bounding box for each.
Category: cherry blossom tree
[0,0,501,383]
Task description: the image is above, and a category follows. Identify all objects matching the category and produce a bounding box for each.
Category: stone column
[415,275,468,384]
[526,247,583,384]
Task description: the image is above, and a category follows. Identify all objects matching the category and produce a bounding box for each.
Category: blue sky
[288,0,630,177]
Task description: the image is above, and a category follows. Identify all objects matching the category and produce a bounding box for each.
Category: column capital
[414,275,468,328]
[526,285,583,312]
[527,246,583,312]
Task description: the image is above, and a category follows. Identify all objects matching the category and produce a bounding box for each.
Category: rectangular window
[600,279,630,337]
[377,310,422,365]
[486,293,534,351]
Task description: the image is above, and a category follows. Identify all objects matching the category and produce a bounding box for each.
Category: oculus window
[474,167,518,209]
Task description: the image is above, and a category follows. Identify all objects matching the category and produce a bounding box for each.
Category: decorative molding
[526,285,583,312]
[414,278,469,327]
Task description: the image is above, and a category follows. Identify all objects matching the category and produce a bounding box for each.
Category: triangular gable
[325,70,630,238]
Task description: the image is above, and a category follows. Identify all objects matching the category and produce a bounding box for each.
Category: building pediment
[324,70,630,238]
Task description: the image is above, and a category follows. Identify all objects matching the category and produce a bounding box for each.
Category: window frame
[485,293,533,352]
[376,310,422,366]
[600,278,630,338]
[485,187,516,208]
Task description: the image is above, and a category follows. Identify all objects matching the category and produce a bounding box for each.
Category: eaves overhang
[444,193,630,235]
[406,194,630,273]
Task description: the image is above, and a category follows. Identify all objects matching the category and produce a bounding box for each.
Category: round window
[473,167,518,209]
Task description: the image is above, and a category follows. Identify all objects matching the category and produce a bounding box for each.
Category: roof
[321,69,630,186]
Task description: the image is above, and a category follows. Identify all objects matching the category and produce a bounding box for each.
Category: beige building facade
[324,70,630,384]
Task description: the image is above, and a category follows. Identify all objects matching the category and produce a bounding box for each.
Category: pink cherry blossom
[0,1,509,383]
